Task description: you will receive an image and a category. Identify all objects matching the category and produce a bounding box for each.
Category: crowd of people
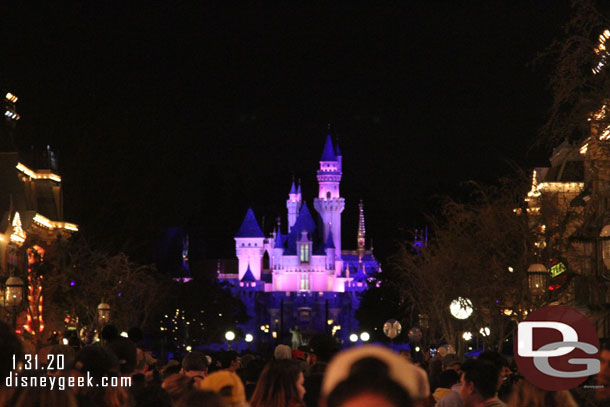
[0,320,608,407]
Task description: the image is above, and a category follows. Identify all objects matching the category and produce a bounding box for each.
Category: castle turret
[286,180,302,232]
[314,133,345,268]
[235,208,265,280]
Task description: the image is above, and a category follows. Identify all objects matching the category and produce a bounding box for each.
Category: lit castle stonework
[219,133,381,345]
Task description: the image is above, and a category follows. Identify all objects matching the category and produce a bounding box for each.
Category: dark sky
[0,3,572,264]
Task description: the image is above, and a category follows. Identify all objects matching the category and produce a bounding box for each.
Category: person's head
[438,369,460,390]
[478,351,510,389]
[218,351,241,371]
[321,345,429,407]
[506,378,577,407]
[107,338,138,375]
[298,345,315,366]
[182,351,209,380]
[74,345,129,405]
[74,345,120,381]
[442,354,461,372]
[250,359,305,407]
[100,324,119,343]
[197,370,247,407]
[459,359,501,406]
[274,344,292,360]
[15,384,77,407]
[162,373,196,404]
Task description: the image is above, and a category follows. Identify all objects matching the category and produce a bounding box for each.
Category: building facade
[219,133,381,345]
[525,105,610,339]
[0,90,78,340]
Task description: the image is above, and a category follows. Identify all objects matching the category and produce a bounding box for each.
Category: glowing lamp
[449,297,473,320]
[245,333,254,343]
[360,332,370,342]
[527,264,548,297]
[349,333,358,343]
[225,331,235,341]
[97,302,111,324]
[5,276,24,307]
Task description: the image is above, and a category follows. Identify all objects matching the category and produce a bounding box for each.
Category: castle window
[300,244,310,263]
[300,274,310,291]
[326,191,331,199]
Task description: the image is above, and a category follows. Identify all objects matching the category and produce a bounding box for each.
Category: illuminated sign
[549,262,567,279]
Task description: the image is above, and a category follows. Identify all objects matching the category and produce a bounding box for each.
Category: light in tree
[449,297,473,320]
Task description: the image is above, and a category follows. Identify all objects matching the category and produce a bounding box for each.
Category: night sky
[1,3,572,265]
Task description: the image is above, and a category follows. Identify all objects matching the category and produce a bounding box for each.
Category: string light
[593,30,610,74]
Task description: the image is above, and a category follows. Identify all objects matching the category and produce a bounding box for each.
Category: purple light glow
[70,281,75,287]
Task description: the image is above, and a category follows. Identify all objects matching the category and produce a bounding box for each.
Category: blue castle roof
[289,181,297,195]
[235,208,265,238]
[320,134,337,161]
[241,266,257,282]
[274,230,287,249]
[286,203,318,254]
[335,142,341,157]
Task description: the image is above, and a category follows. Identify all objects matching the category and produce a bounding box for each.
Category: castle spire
[357,200,366,260]
[320,134,337,162]
[290,179,297,195]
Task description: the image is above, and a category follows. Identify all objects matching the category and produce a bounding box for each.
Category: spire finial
[328,123,331,131]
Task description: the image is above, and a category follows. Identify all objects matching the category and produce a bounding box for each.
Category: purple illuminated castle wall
[219,132,381,346]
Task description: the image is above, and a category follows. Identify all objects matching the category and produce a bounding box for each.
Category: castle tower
[286,180,302,232]
[234,208,265,280]
[314,132,345,266]
[357,200,366,261]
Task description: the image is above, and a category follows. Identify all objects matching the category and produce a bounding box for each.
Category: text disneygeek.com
[5,373,132,391]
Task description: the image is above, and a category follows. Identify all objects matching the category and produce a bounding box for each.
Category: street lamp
[245,333,254,343]
[360,332,370,342]
[527,263,548,298]
[349,333,358,343]
[97,302,111,325]
[4,276,24,329]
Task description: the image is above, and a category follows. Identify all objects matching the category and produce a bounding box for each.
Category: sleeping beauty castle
[218,132,381,346]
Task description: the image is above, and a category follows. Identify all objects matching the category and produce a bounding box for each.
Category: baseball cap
[321,345,429,401]
[198,370,247,407]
